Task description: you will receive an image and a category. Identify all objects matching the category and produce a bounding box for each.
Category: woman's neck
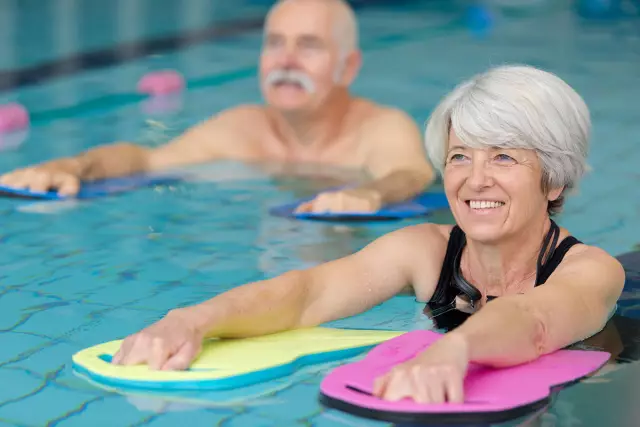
[463,217,554,297]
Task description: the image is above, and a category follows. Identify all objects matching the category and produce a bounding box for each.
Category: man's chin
[270,102,313,115]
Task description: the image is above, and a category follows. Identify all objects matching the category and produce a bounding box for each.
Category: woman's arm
[191,224,439,338]
[450,246,625,367]
[373,245,625,404]
[113,224,445,369]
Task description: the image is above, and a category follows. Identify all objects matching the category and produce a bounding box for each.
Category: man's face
[259,1,350,113]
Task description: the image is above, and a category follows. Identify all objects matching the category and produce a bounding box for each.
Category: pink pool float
[0,103,29,133]
[137,70,185,96]
[319,330,610,424]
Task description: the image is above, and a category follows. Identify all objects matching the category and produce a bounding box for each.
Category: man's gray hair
[424,65,591,214]
[270,0,359,57]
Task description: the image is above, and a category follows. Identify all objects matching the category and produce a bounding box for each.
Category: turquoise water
[0,0,639,425]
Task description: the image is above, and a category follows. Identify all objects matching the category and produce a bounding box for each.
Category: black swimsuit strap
[429,225,466,306]
[535,219,560,284]
[535,235,582,285]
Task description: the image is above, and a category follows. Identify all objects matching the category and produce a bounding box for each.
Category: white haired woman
[112,65,625,403]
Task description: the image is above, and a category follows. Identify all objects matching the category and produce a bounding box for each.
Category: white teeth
[469,200,504,209]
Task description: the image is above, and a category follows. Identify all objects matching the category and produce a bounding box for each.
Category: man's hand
[294,188,383,214]
[0,164,81,196]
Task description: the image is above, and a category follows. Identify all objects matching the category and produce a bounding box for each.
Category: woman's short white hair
[424,65,591,214]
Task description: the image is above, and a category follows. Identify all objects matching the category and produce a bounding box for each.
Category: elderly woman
[113,65,624,404]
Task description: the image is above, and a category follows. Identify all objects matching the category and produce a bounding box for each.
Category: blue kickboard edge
[269,191,450,221]
[0,174,182,201]
[71,344,377,392]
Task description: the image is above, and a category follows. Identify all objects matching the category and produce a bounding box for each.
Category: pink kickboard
[319,330,610,424]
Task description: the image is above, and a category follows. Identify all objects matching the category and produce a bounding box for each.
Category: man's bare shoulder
[191,104,271,157]
[147,104,270,167]
[206,104,270,130]
[351,99,419,132]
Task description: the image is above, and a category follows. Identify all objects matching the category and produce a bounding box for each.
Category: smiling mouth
[466,200,506,210]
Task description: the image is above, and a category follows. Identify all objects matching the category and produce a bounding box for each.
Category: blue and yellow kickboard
[0,173,181,200]
[72,327,403,391]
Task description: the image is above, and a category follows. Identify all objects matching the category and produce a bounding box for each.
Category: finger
[363,200,378,213]
[349,200,370,213]
[0,171,25,188]
[311,194,333,213]
[0,173,12,185]
[423,373,446,404]
[161,340,201,371]
[56,176,80,196]
[148,337,172,370]
[118,334,152,366]
[316,193,348,213]
[29,172,53,193]
[112,342,133,365]
[294,201,313,213]
[112,335,136,364]
[111,343,127,365]
[382,370,411,402]
[333,193,346,212]
[373,372,390,397]
[444,372,464,403]
[409,367,432,404]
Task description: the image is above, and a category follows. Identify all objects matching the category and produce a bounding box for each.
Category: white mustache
[264,69,316,93]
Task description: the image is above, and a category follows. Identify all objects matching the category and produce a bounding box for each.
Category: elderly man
[0,0,435,213]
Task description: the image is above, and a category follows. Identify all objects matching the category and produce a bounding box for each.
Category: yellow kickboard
[72,327,403,391]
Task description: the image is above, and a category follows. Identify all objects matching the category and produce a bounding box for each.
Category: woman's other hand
[373,333,470,404]
[112,308,204,371]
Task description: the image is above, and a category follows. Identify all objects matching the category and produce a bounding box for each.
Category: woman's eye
[494,153,515,163]
[449,153,466,162]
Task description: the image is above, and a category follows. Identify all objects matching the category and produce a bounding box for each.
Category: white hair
[270,0,359,58]
[424,65,591,213]
[331,0,359,58]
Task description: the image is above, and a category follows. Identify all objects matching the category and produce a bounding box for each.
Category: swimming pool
[0,0,639,425]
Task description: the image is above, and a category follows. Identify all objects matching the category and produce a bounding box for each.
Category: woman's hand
[112,308,205,371]
[373,333,470,404]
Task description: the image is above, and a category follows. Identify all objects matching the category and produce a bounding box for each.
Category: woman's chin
[459,223,506,244]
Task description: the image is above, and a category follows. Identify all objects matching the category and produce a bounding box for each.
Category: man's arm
[294,108,436,213]
[66,107,251,178]
[0,106,256,194]
[360,108,436,205]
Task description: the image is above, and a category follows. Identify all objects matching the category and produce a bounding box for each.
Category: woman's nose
[466,158,494,190]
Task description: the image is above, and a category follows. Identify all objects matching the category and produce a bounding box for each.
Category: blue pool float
[0,173,181,200]
[269,191,450,221]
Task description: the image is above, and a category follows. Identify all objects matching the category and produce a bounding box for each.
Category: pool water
[0,0,639,426]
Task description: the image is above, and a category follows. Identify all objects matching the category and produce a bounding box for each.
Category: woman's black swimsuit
[424,219,582,331]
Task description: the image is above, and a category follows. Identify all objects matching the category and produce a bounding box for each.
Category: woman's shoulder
[373,223,454,301]
[560,227,612,261]
[386,223,455,244]
[375,223,454,265]
[557,230,625,282]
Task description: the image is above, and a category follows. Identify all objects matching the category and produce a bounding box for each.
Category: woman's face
[443,129,562,243]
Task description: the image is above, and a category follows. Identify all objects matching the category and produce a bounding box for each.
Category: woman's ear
[547,186,564,202]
